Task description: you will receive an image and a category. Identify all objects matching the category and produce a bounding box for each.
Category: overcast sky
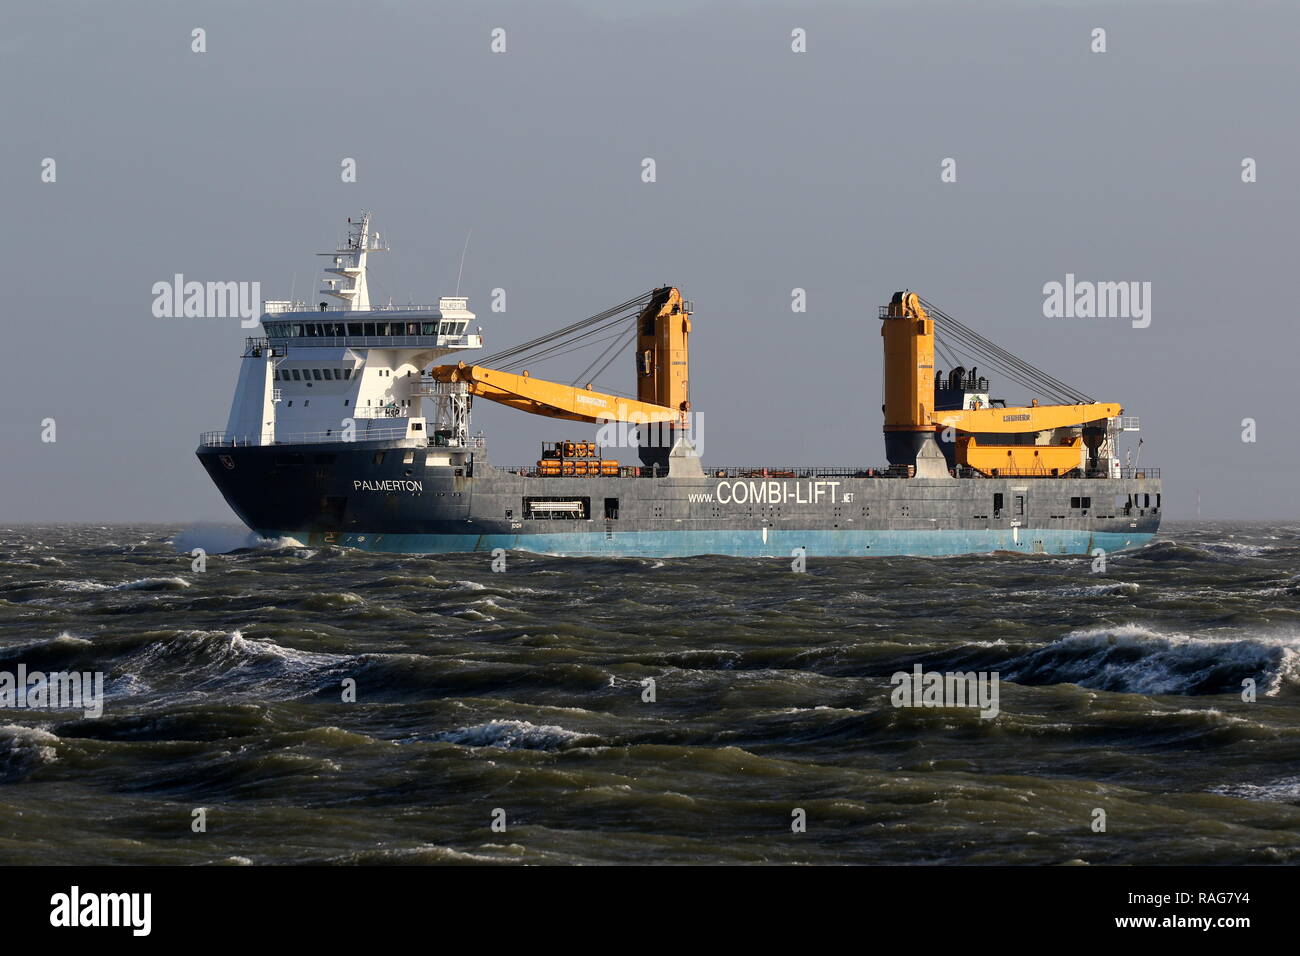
[2,0,1295,521]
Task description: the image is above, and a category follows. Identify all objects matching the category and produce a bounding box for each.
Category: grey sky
[2,0,1295,521]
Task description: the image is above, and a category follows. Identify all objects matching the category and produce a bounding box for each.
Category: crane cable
[572,321,640,387]
[477,292,653,371]
[920,297,1093,405]
[930,300,1081,403]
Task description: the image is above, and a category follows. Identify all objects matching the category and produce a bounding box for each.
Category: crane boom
[426,363,679,425]
[426,287,691,428]
[932,402,1121,433]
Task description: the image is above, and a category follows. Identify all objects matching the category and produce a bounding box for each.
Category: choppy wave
[114,629,349,697]
[1,521,1299,864]
[1002,624,1300,696]
[1210,775,1300,804]
[429,720,599,751]
[0,724,59,781]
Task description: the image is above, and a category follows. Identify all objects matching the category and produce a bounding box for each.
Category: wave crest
[1002,624,1299,696]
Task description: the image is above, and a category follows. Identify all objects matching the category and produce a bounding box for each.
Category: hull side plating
[198,441,1162,558]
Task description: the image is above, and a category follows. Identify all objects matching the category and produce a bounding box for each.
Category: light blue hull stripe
[267,528,1154,558]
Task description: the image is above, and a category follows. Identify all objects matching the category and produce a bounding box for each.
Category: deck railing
[247,333,481,352]
[198,429,486,449]
[198,426,411,447]
[498,463,1161,480]
[264,303,450,315]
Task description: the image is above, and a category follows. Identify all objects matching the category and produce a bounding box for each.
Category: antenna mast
[455,228,472,297]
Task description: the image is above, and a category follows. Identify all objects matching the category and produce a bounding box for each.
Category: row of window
[264,320,468,338]
[277,367,353,382]
[282,398,412,408]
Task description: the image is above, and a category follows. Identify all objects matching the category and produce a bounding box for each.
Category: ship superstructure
[214,213,481,452]
[198,216,1161,557]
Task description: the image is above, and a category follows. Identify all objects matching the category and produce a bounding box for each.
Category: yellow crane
[428,285,1111,478]
[427,287,692,427]
[882,292,1120,476]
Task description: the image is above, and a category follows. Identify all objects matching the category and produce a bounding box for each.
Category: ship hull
[197,441,1162,558]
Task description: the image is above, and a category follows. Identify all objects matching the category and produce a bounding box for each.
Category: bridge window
[291,369,301,381]
[311,369,322,381]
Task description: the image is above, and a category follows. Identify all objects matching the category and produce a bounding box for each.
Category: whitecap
[430,719,597,751]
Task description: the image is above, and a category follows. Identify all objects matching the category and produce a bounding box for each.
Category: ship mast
[317,211,387,312]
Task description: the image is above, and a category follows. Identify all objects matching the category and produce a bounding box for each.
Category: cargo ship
[197,214,1161,557]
